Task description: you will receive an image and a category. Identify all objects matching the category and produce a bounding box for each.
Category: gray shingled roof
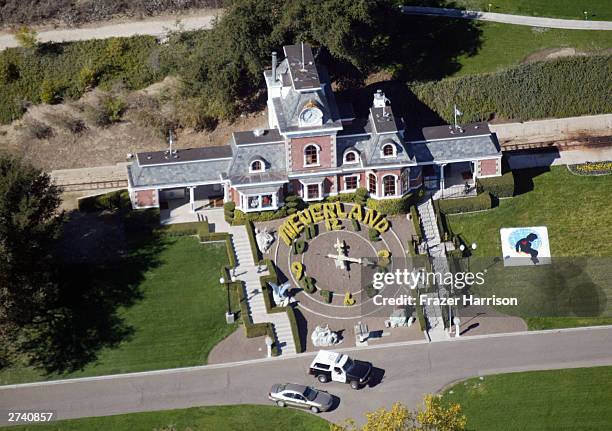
[412,134,501,163]
[128,158,230,188]
[227,142,288,186]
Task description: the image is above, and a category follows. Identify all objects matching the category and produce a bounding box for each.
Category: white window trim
[381,173,399,198]
[240,191,278,212]
[248,159,266,173]
[343,174,360,192]
[302,182,323,201]
[343,150,359,165]
[303,143,321,168]
[380,143,397,158]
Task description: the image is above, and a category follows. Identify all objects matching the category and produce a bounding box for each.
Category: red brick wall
[134,189,157,208]
[480,159,499,176]
[289,135,333,170]
[230,187,240,205]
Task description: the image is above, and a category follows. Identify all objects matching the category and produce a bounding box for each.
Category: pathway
[400,6,612,30]
[416,199,450,341]
[206,211,296,356]
[0,10,221,50]
[2,326,611,426]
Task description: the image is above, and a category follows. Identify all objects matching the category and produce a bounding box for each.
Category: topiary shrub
[438,192,493,214]
[354,187,368,206]
[304,223,317,240]
[366,192,413,215]
[351,218,360,232]
[320,289,333,303]
[300,275,317,294]
[368,228,381,242]
[292,239,307,255]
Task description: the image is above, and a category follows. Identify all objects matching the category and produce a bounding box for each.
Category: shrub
[368,228,381,242]
[40,79,60,104]
[354,187,368,205]
[245,220,262,263]
[299,275,317,294]
[410,205,423,240]
[15,26,38,49]
[365,283,377,298]
[23,119,53,140]
[292,239,306,255]
[351,218,360,232]
[223,201,235,223]
[320,289,333,303]
[477,171,515,198]
[77,189,130,212]
[438,192,493,215]
[366,192,413,215]
[304,223,317,240]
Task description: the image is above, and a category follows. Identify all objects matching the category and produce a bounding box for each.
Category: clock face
[300,107,323,126]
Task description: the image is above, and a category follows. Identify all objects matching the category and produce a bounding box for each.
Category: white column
[439,164,446,194]
[189,186,195,213]
[223,182,230,203]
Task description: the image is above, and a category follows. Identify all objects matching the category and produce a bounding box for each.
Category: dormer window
[249,158,265,173]
[343,150,358,164]
[381,142,396,158]
[304,144,320,167]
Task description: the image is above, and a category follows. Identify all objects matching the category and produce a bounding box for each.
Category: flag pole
[453,104,458,130]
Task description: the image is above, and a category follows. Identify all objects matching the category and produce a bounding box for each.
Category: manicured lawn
[446,167,612,328]
[451,0,612,21]
[5,405,330,431]
[454,22,612,76]
[442,366,612,431]
[0,236,236,385]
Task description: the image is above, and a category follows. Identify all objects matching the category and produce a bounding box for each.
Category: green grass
[446,167,612,328]
[5,405,330,431]
[451,0,612,21]
[454,22,612,76]
[443,366,612,431]
[0,236,236,385]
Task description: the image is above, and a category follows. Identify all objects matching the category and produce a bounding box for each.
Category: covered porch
[423,161,477,200]
[160,183,229,225]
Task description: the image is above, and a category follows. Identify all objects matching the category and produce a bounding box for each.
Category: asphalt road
[1,327,612,427]
[400,6,612,30]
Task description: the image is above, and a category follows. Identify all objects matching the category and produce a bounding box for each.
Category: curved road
[400,6,612,30]
[0,10,221,51]
[1,326,612,426]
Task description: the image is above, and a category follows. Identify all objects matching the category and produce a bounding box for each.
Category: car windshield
[342,358,354,372]
[303,387,318,401]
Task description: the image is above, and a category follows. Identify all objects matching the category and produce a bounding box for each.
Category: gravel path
[0,10,221,50]
[400,6,612,30]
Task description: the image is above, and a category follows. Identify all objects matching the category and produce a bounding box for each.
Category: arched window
[304,144,319,166]
[382,143,395,157]
[383,175,396,196]
[250,160,263,172]
[343,150,358,164]
[368,173,377,195]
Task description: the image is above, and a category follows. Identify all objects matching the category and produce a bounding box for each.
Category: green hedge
[438,192,493,215]
[477,171,515,198]
[409,55,612,124]
[366,192,414,215]
[244,220,262,263]
[410,205,423,240]
[320,289,333,303]
[77,189,131,212]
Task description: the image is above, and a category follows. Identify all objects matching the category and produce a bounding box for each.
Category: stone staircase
[228,225,297,356]
[416,200,451,342]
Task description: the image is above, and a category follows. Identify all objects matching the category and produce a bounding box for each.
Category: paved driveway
[1,327,612,426]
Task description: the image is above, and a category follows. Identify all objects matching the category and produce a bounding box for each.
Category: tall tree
[0,155,62,365]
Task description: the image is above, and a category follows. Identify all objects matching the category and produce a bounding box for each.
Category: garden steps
[416,200,451,342]
[228,225,297,356]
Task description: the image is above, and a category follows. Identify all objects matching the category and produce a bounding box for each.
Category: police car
[308,350,372,390]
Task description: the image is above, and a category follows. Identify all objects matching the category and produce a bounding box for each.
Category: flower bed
[568,161,612,176]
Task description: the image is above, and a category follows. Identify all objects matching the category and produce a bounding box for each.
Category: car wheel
[310,406,320,413]
[350,380,360,390]
[317,374,329,383]
[276,400,286,407]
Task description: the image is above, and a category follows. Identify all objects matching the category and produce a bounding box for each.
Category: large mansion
[127,44,502,214]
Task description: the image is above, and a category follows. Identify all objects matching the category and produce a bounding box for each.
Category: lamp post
[488,3,492,12]
[265,335,273,358]
[459,242,477,273]
[584,10,588,20]
[221,276,235,324]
